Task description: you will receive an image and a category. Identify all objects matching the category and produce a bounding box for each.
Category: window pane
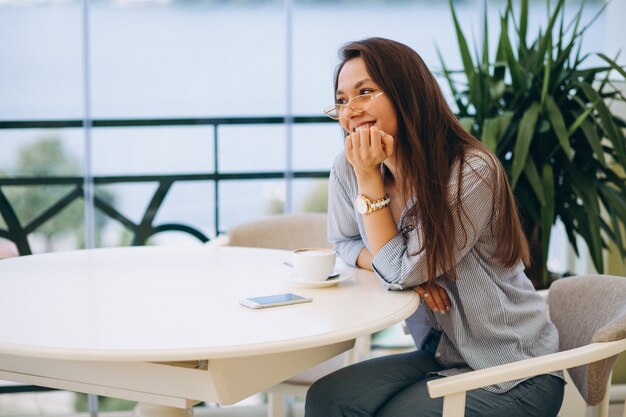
[26,198,84,254]
[219,180,285,232]
[92,126,214,175]
[90,3,286,118]
[0,3,83,119]
[95,183,158,226]
[218,125,286,173]
[291,1,607,115]
[0,129,84,255]
[292,123,341,171]
[293,179,328,214]
[151,181,215,243]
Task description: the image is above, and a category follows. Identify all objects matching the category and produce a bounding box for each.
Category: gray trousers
[304,350,564,417]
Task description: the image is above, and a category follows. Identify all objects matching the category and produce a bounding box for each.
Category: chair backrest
[548,274,626,406]
[225,212,331,251]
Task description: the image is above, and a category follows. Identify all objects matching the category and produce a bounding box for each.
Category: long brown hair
[335,37,529,283]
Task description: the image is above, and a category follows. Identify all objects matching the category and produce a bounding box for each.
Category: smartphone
[239,293,312,309]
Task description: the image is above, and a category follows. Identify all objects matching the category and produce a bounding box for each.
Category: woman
[305,38,564,417]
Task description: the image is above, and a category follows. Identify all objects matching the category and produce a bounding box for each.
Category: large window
[0,0,611,255]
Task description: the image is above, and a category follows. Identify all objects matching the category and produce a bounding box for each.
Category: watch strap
[368,195,391,213]
[360,194,391,214]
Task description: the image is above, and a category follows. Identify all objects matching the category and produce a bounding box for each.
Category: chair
[212,213,367,417]
[426,274,626,417]
[219,212,332,251]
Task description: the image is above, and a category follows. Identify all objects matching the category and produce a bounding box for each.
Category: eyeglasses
[323,91,384,120]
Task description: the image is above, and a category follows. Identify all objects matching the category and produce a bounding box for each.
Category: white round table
[0,245,419,416]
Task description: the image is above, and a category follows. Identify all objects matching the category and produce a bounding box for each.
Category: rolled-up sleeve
[372,232,427,290]
[327,155,365,267]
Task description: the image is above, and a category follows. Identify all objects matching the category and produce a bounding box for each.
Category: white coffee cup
[292,248,336,281]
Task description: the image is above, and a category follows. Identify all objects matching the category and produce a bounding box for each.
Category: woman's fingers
[352,131,361,154]
[379,129,394,157]
[427,285,448,313]
[359,125,372,152]
[415,284,451,314]
[414,286,437,311]
[344,127,389,170]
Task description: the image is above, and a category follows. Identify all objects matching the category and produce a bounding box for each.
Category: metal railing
[0,115,334,256]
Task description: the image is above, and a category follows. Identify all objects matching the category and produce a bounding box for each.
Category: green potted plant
[440,0,626,288]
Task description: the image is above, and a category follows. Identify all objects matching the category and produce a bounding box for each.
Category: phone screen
[248,293,307,305]
[240,293,312,309]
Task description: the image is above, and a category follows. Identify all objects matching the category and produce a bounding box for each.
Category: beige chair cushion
[226,213,331,251]
[549,274,626,405]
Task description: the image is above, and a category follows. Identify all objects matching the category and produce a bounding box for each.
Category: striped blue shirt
[327,151,561,393]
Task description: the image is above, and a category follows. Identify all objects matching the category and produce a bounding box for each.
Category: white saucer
[286,269,354,288]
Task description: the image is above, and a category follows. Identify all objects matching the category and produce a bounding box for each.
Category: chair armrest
[427,338,626,399]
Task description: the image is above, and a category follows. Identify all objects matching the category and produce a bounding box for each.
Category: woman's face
[336,57,398,139]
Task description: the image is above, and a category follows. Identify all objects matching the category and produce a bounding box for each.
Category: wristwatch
[355,194,391,214]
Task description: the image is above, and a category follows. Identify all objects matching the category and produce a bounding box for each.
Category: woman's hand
[414,283,451,314]
[344,126,394,177]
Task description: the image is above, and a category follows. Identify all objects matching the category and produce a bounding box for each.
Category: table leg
[133,403,193,417]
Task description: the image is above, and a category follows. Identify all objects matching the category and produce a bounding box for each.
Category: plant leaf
[497,111,514,140]
[511,102,541,187]
[559,211,580,257]
[470,71,484,125]
[596,52,626,80]
[545,96,573,160]
[569,167,604,272]
[569,200,603,272]
[482,0,489,67]
[519,0,528,52]
[579,81,626,165]
[536,0,564,72]
[578,117,607,167]
[448,0,475,85]
[567,101,597,137]
[540,163,555,274]
[499,15,524,91]
[598,187,626,258]
[481,117,500,153]
[523,157,546,207]
[540,40,551,107]
[436,46,468,115]
[459,117,474,133]
[494,11,507,83]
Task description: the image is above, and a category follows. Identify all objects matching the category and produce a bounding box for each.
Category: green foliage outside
[267,194,286,215]
[266,179,328,215]
[0,136,114,251]
[74,394,136,413]
[301,180,328,213]
[1,137,83,251]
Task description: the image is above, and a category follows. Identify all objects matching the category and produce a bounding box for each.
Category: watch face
[355,195,369,214]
